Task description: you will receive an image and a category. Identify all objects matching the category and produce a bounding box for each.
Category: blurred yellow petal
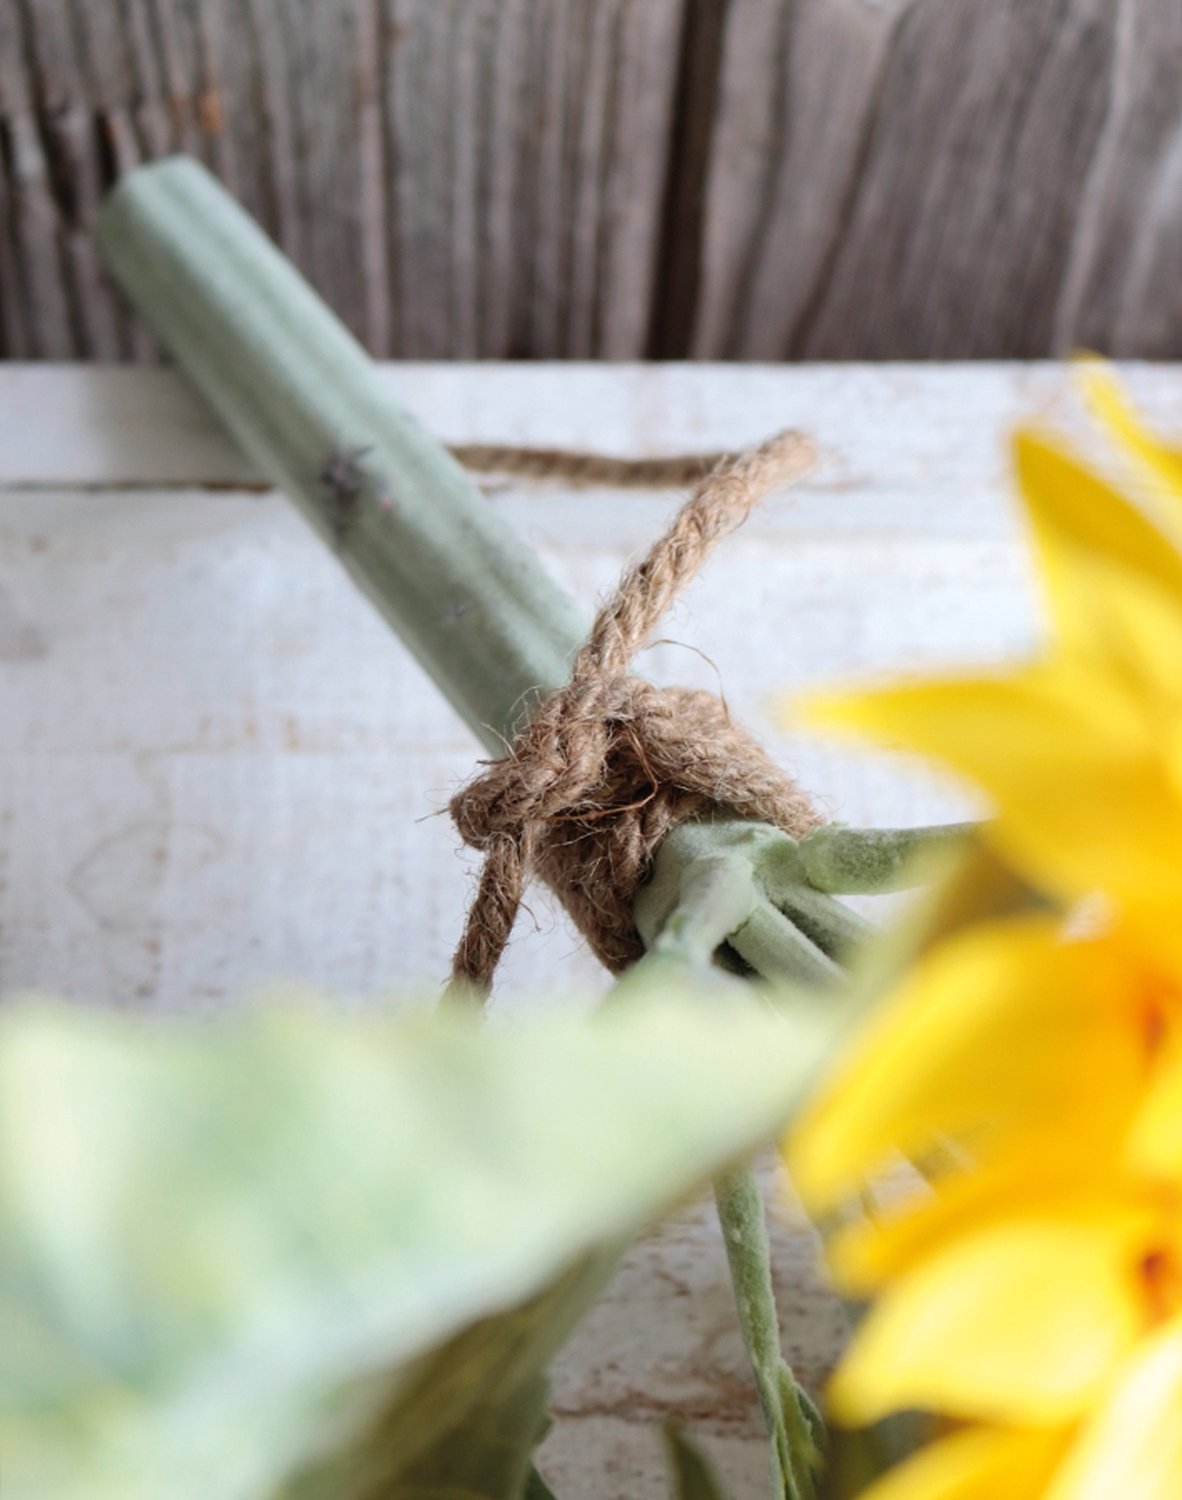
[1122,877,1182,995]
[1047,1322,1182,1500]
[1013,430,1182,695]
[829,1134,1135,1295]
[855,1424,1069,1500]
[788,917,1146,1216]
[1126,1031,1182,1179]
[1079,361,1182,501]
[799,665,1182,912]
[828,1209,1153,1426]
[800,660,1141,759]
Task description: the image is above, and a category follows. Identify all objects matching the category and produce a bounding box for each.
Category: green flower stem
[715,1166,823,1500]
[730,900,843,990]
[635,819,870,978]
[643,852,759,970]
[613,838,760,1005]
[771,882,872,963]
[627,833,826,1500]
[798,823,975,895]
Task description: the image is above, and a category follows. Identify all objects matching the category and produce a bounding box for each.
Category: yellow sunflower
[801,429,1182,947]
[783,373,1182,1499]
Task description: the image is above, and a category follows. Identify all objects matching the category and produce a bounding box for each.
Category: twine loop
[449,431,823,996]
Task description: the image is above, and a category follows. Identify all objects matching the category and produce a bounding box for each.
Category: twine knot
[449,431,823,996]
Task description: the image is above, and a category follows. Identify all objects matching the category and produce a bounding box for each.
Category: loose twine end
[447,429,823,1001]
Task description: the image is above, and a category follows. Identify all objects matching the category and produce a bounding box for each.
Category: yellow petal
[854,1424,1069,1500]
[829,1128,1134,1294]
[1126,1028,1182,1179]
[1047,1322,1182,1500]
[798,664,1182,913]
[1013,429,1182,696]
[787,917,1144,1216]
[828,1207,1153,1426]
[1079,360,1182,501]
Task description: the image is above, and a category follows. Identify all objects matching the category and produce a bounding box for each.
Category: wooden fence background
[2,0,1181,362]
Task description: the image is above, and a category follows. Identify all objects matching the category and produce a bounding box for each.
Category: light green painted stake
[97,157,584,752]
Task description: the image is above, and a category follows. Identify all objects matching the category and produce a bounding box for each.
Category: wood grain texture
[2,0,1181,360]
[694,0,1182,358]
[1053,0,1182,356]
[1,0,685,359]
[691,0,904,360]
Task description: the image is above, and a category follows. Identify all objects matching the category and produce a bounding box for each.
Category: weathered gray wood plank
[694,0,1182,359]
[814,0,1120,357]
[691,0,901,360]
[2,0,1181,360]
[0,0,686,359]
[1053,0,1182,356]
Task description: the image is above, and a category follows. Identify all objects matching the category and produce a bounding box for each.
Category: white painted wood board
[2,361,1179,1493]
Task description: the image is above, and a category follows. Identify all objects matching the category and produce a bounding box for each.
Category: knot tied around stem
[448,431,823,998]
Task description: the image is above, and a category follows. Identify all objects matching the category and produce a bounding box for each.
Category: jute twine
[452,444,732,489]
[448,430,823,998]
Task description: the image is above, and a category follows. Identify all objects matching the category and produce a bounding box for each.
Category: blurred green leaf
[283,1262,595,1499]
[664,1427,731,1500]
[0,990,834,1500]
[817,1411,935,1500]
[522,1463,562,1500]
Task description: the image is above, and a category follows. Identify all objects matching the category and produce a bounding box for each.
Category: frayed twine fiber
[448,430,823,998]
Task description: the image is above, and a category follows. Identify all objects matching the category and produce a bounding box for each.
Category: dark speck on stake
[319,444,372,543]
